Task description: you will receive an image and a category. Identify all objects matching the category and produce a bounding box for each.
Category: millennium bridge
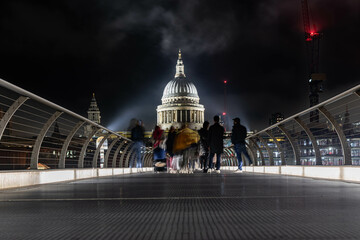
[1,78,360,239]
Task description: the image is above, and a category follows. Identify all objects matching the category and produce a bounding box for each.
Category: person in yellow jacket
[173,125,200,173]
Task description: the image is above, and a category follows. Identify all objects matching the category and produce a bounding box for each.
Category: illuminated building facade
[157,50,205,130]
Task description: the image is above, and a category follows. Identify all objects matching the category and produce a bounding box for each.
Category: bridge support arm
[277,125,301,165]
[120,143,133,168]
[92,133,111,168]
[30,111,63,169]
[59,121,84,169]
[78,127,99,168]
[266,130,285,165]
[318,106,352,165]
[125,147,136,168]
[104,138,120,168]
[248,138,265,165]
[294,117,321,165]
[258,135,274,165]
[112,141,127,168]
[0,96,29,141]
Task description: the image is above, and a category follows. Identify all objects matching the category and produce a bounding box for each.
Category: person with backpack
[231,117,253,173]
[207,116,225,173]
[198,121,210,173]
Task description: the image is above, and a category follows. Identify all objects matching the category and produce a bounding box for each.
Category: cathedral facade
[157,50,205,130]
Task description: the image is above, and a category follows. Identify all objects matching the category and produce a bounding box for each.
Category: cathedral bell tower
[87,93,101,124]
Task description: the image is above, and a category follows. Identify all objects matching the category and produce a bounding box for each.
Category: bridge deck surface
[1,171,360,240]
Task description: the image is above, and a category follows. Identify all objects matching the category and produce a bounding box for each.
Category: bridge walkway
[1,171,360,239]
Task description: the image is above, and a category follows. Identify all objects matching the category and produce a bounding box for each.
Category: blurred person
[231,117,253,173]
[173,124,200,173]
[198,121,210,173]
[152,125,166,172]
[130,119,145,170]
[166,126,176,173]
[207,115,225,174]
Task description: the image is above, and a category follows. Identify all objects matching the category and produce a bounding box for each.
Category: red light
[224,80,227,84]
[222,112,226,116]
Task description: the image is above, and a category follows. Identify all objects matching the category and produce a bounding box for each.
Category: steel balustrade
[0,78,151,170]
[245,84,360,166]
[104,137,120,168]
[58,121,84,168]
[112,141,128,168]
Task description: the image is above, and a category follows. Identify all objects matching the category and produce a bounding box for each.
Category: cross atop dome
[175,49,186,78]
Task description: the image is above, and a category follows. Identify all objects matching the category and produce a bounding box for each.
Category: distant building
[84,93,101,136]
[157,50,205,130]
[269,113,284,126]
[87,93,101,124]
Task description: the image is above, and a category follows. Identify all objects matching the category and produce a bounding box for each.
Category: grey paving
[1,171,360,239]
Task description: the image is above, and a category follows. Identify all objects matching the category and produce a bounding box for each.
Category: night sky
[0,0,359,131]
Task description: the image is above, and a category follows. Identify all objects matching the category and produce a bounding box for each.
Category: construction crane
[301,0,326,123]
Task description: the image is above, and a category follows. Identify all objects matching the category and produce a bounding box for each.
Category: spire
[87,93,101,124]
[175,49,186,78]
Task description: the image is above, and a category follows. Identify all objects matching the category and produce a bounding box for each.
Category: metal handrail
[0,78,129,141]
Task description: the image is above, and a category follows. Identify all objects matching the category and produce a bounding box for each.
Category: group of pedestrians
[130,115,253,173]
[165,115,253,174]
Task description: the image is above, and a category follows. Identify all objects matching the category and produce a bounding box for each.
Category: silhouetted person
[131,120,145,169]
[198,121,209,173]
[207,115,225,173]
[231,117,253,173]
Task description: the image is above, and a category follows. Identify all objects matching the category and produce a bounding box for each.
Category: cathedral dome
[162,76,199,99]
[157,50,205,130]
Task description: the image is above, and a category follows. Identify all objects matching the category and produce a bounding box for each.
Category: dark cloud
[103,0,239,55]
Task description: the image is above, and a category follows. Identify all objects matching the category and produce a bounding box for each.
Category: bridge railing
[0,78,152,170]
[241,84,360,166]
